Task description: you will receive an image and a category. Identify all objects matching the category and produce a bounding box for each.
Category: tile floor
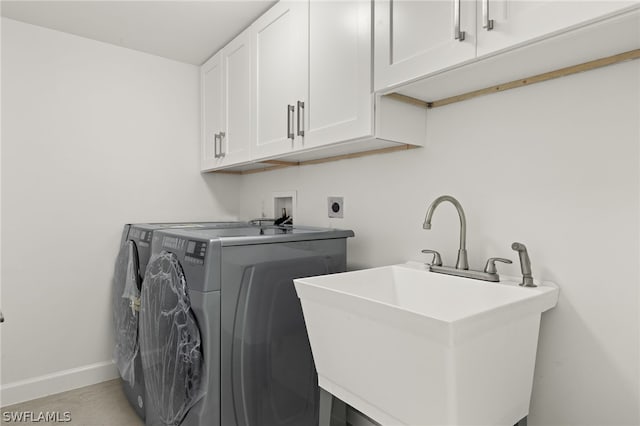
[1,381,363,426]
[1,379,143,425]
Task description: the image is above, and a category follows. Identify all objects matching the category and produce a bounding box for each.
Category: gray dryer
[139,225,354,426]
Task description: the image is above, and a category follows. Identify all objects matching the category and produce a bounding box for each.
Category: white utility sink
[294,262,559,426]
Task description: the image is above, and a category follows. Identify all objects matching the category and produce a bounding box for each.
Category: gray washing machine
[112,222,246,420]
[139,225,354,426]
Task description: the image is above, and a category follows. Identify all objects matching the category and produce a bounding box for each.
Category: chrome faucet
[423,195,468,270]
[422,195,512,282]
[512,242,536,287]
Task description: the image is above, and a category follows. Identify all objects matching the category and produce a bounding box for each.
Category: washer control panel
[130,228,152,244]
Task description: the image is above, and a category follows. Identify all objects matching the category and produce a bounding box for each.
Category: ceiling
[1,0,276,65]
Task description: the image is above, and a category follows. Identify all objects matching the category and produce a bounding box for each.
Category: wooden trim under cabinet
[387,49,640,109]
[210,144,419,175]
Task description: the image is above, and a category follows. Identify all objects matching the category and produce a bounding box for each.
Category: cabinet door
[251,1,308,158]
[219,30,251,166]
[374,0,476,91]
[201,51,224,171]
[303,0,373,149]
[477,1,639,57]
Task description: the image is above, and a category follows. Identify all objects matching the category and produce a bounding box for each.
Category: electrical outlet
[328,197,344,218]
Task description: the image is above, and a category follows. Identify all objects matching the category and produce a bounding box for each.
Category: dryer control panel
[160,236,207,266]
[185,240,207,265]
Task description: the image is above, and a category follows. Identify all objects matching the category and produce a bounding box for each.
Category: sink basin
[294,262,558,426]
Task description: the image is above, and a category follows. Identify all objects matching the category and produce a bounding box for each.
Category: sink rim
[294,261,559,324]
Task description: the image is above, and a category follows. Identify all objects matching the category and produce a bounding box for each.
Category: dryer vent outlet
[328,197,344,218]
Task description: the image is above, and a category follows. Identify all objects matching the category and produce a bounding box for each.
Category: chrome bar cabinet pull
[219,132,226,157]
[297,100,305,137]
[482,0,494,30]
[287,105,295,140]
[213,132,220,158]
[454,0,466,41]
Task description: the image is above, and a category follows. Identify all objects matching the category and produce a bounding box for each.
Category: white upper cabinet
[201,0,427,172]
[251,1,308,158]
[375,0,640,92]
[201,51,224,171]
[303,0,374,148]
[476,0,639,57]
[201,30,252,171]
[374,0,477,91]
[220,30,251,166]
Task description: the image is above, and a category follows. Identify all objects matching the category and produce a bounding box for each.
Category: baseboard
[1,360,119,407]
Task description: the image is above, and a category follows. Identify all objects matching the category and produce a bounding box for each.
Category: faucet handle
[484,257,512,274]
[421,249,443,266]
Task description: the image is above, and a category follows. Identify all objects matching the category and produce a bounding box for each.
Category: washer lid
[112,240,142,387]
[139,251,204,426]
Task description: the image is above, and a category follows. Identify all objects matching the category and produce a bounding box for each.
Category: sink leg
[514,416,528,426]
[319,388,333,426]
[319,388,347,426]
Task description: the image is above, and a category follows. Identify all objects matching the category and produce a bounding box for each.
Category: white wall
[0,18,241,405]
[239,61,640,425]
[2,15,638,425]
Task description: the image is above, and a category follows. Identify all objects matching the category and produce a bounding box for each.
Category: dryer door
[112,240,142,386]
[139,251,205,426]
[229,258,327,426]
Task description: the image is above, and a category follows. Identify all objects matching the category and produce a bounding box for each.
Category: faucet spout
[423,195,468,270]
